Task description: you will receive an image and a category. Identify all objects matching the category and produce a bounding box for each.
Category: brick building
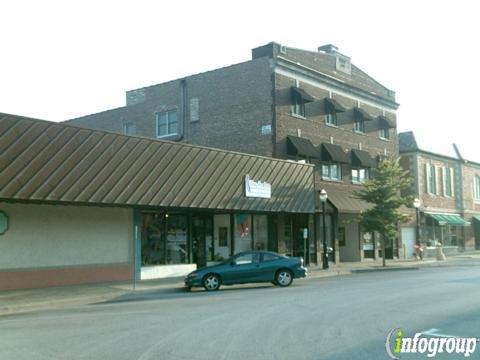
[399,131,480,258]
[67,42,400,264]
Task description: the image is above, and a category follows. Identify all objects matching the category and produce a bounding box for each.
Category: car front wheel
[276,269,293,287]
[203,274,221,291]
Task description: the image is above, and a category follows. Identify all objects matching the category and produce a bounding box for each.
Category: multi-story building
[399,131,480,258]
[67,42,400,264]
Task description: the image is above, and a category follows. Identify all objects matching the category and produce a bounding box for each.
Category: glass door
[192,215,213,268]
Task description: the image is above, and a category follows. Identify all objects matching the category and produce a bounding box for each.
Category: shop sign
[0,211,8,235]
[245,175,271,199]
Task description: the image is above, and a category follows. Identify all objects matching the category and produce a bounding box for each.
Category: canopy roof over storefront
[319,186,371,213]
[0,113,315,214]
[426,213,470,226]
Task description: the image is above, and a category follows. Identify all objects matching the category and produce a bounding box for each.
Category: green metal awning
[426,213,469,226]
[473,215,480,222]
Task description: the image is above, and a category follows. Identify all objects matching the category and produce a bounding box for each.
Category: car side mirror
[230,261,236,266]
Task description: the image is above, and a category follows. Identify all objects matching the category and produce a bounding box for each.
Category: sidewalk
[2,252,479,317]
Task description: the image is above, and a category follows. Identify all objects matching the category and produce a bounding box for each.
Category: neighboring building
[0,112,314,290]
[399,131,480,258]
[67,42,400,263]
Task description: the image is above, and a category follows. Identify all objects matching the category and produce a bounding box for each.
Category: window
[234,253,260,265]
[379,126,390,140]
[190,98,199,122]
[474,175,480,201]
[322,163,341,181]
[263,253,281,262]
[292,91,306,118]
[354,119,365,133]
[443,166,454,197]
[156,110,178,137]
[325,111,338,126]
[123,122,136,135]
[352,168,369,184]
[426,164,437,195]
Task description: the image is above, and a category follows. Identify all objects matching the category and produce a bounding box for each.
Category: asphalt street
[1,260,480,360]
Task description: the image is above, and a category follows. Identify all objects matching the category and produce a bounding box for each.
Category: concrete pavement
[1,251,479,317]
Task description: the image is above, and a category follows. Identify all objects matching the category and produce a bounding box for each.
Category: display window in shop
[141,213,188,265]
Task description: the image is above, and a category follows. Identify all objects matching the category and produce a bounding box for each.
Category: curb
[350,267,420,273]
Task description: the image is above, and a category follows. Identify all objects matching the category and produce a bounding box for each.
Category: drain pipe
[180,78,188,143]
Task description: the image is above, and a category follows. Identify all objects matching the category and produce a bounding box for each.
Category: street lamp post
[320,189,329,269]
[413,198,421,247]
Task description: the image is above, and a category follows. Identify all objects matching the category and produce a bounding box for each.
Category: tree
[355,157,412,267]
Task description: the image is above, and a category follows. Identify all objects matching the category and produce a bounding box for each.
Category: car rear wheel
[203,274,221,291]
[276,269,293,287]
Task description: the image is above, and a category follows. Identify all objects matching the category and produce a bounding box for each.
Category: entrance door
[401,227,415,259]
[292,215,309,263]
[192,215,213,269]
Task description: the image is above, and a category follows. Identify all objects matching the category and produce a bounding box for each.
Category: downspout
[180,78,188,143]
[453,143,466,248]
[271,59,277,157]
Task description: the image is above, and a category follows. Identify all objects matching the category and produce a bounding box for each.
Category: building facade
[399,131,480,258]
[0,113,315,290]
[67,42,400,263]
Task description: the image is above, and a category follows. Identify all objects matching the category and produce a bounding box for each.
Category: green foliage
[354,157,413,241]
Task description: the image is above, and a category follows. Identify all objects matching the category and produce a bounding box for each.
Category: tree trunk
[381,235,387,267]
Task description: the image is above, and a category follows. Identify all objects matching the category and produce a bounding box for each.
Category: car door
[257,253,283,281]
[221,252,260,284]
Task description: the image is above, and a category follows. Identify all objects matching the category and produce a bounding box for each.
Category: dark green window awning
[321,143,349,164]
[426,213,469,226]
[377,115,396,128]
[351,149,377,168]
[473,215,480,222]
[291,87,315,103]
[287,136,319,158]
[354,107,374,121]
[324,98,346,113]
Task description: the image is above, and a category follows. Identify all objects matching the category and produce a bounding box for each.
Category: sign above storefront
[245,175,271,199]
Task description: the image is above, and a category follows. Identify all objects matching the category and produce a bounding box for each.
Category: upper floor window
[474,175,480,201]
[290,86,314,118]
[379,126,390,140]
[325,111,338,126]
[443,166,454,197]
[292,91,306,118]
[156,110,178,138]
[352,168,369,184]
[322,163,341,181]
[324,98,345,127]
[426,164,437,195]
[123,122,136,135]
[354,119,365,133]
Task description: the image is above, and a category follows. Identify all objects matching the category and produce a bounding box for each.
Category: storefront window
[253,215,268,250]
[235,213,252,253]
[166,215,188,264]
[142,214,166,265]
[141,213,188,265]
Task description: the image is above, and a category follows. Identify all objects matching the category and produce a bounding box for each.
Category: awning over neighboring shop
[324,98,346,113]
[351,149,377,168]
[291,86,315,103]
[320,187,371,213]
[377,115,396,128]
[320,143,350,164]
[426,213,470,226]
[286,136,318,158]
[353,107,374,121]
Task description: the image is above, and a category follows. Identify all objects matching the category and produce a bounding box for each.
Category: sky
[1,0,479,161]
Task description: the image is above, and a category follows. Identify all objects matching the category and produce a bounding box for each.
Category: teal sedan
[184,251,307,291]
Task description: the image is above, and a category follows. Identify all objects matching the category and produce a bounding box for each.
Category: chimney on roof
[318,44,338,54]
